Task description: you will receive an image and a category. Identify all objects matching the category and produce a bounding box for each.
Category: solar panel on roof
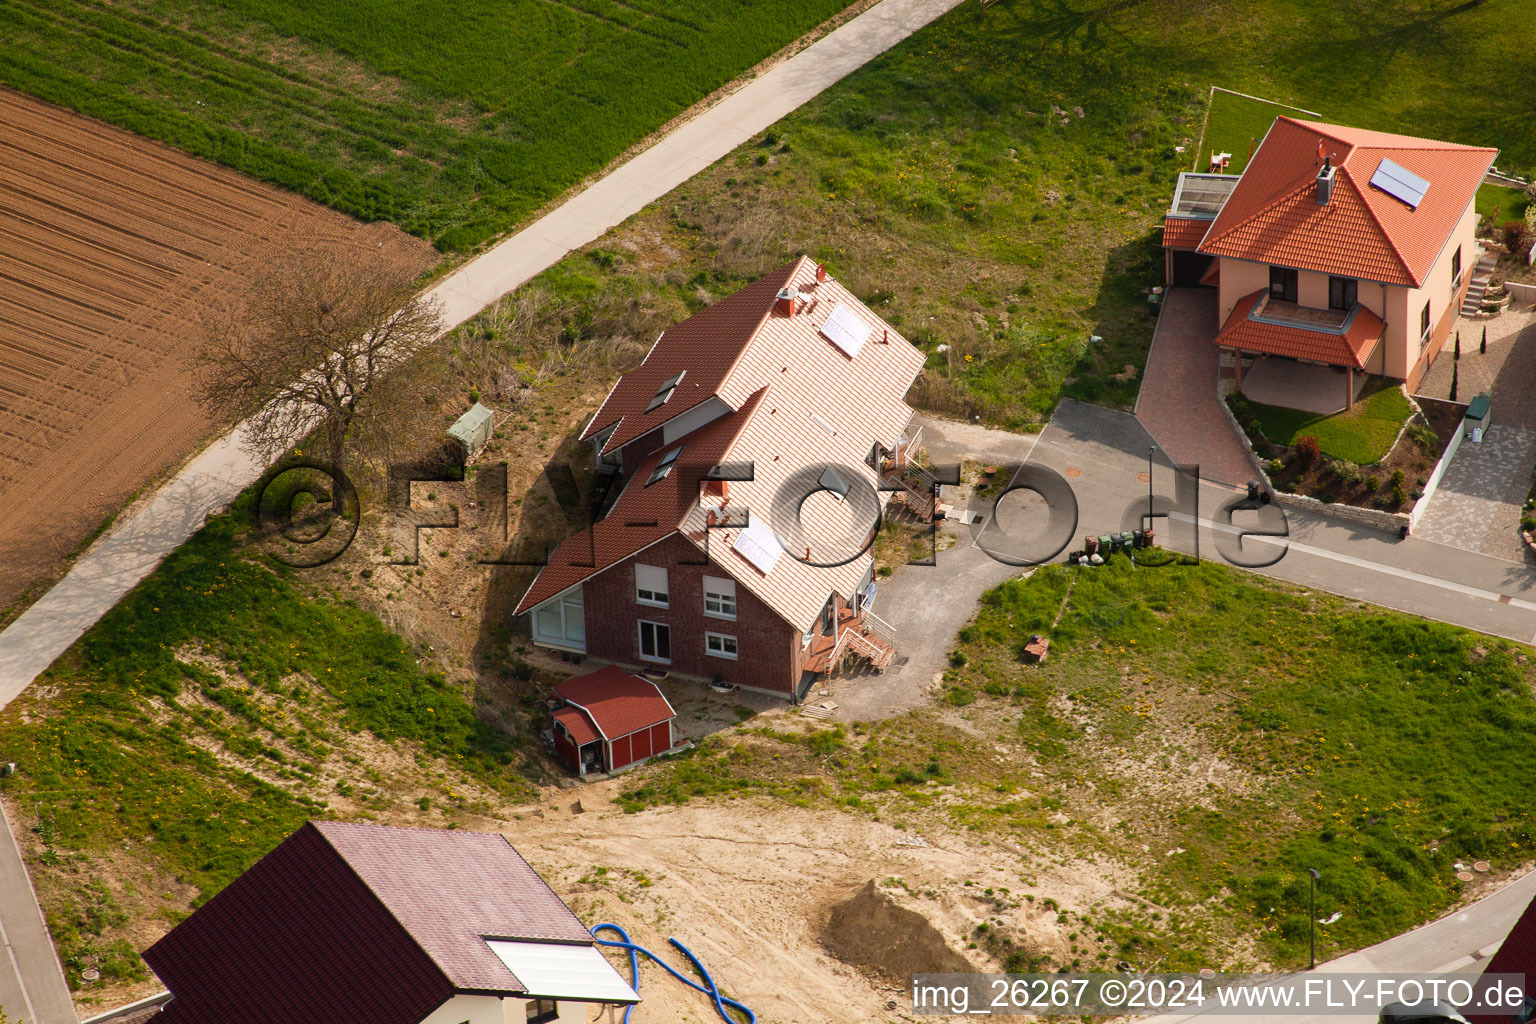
[485,940,639,1003]
[733,514,783,574]
[1369,158,1430,209]
[820,303,870,359]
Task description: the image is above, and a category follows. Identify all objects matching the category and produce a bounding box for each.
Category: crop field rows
[0,86,435,612]
[0,0,853,249]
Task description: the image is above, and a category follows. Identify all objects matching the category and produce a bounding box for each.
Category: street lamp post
[1308,868,1321,970]
[1147,446,1154,527]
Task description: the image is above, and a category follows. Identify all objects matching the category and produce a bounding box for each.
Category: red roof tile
[553,705,599,746]
[1214,289,1384,369]
[1162,216,1210,250]
[144,822,600,1024]
[518,259,924,631]
[582,263,797,454]
[555,665,676,740]
[1199,116,1496,286]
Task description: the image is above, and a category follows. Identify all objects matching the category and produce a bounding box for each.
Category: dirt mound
[822,879,973,982]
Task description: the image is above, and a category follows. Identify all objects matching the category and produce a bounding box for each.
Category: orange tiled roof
[516,260,926,631]
[1215,289,1384,369]
[1162,216,1210,250]
[1198,117,1496,287]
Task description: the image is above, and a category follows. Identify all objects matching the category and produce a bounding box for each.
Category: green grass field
[619,559,1536,969]
[1241,384,1413,464]
[0,501,534,987]
[1199,89,1321,175]
[1477,183,1530,226]
[0,0,851,250]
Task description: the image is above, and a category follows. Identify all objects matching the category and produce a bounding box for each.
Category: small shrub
[1363,476,1380,493]
[1390,468,1408,506]
[1522,517,1536,534]
[948,650,968,667]
[1295,435,1322,471]
[1267,458,1284,475]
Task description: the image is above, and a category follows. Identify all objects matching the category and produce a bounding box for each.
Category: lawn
[0,498,536,995]
[0,0,853,251]
[617,558,1536,970]
[1199,88,1320,175]
[1241,383,1413,464]
[1477,183,1530,227]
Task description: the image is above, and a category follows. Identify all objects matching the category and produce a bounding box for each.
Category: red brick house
[515,257,927,701]
[551,665,680,777]
[139,822,637,1024]
[1162,116,1497,401]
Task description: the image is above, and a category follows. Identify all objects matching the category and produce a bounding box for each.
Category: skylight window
[1369,158,1430,210]
[820,303,871,359]
[645,370,686,412]
[646,446,683,485]
[818,466,850,500]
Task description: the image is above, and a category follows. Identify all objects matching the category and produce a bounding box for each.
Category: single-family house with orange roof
[514,257,928,701]
[1162,116,1497,404]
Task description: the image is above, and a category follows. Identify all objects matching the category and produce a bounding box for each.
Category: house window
[1328,276,1357,311]
[638,620,671,663]
[645,370,686,412]
[703,575,737,619]
[527,998,559,1024]
[1268,266,1298,302]
[1420,299,1432,350]
[533,589,585,648]
[635,564,668,607]
[705,632,739,660]
[647,446,683,485]
[1451,245,1463,287]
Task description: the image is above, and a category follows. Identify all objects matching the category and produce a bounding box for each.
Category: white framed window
[702,575,737,619]
[1420,299,1432,351]
[533,589,584,649]
[638,620,671,663]
[705,631,739,660]
[527,997,559,1024]
[635,564,668,607]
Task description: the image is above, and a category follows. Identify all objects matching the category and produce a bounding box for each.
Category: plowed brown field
[0,87,434,614]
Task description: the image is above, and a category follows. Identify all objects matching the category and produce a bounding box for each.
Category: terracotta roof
[145,822,600,1024]
[1199,259,1221,287]
[515,390,765,614]
[1214,289,1383,369]
[582,263,797,454]
[1162,216,1211,250]
[519,259,925,632]
[555,665,676,740]
[553,705,599,746]
[1198,116,1496,286]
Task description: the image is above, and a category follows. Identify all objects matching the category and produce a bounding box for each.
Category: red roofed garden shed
[552,666,680,777]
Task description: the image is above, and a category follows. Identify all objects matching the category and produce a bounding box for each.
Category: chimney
[1316,155,1335,205]
[774,287,797,316]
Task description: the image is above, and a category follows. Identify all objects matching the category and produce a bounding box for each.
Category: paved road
[0,798,75,1024]
[1140,869,1536,1024]
[0,1,967,1018]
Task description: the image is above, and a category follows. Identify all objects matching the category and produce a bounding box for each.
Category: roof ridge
[308,822,460,991]
[1335,170,1418,285]
[710,254,812,400]
[1200,168,1316,250]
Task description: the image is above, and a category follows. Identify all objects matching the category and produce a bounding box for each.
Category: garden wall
[1506,282,1536,303]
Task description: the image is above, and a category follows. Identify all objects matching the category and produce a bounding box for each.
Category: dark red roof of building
[1198,116,1495,287]
[1215,289,1384,369]
[582,262,797,455]
[554,665,676,741]
[1471,889,1536,1024]
[144,822,597,1024]
[553,705,600,746]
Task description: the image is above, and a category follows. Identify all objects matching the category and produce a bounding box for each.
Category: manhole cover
[1066,467,1083,478]
[1456,871,1475,882]
[81,969,100,982]
[1137,472,1151,484]
[1474,860,1491,872]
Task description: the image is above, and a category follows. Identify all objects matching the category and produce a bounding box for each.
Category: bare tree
[195,246,443,512]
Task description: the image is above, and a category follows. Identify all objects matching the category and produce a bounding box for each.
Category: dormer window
[647,446,683,485]
[645,371,686,412]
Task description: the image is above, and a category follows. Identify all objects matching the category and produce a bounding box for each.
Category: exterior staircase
[1461,253,1499,316]
[803,609,896,675]
[877,428,939,522]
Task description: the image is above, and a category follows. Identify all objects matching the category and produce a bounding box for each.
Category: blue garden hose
[591,922,755,1024]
